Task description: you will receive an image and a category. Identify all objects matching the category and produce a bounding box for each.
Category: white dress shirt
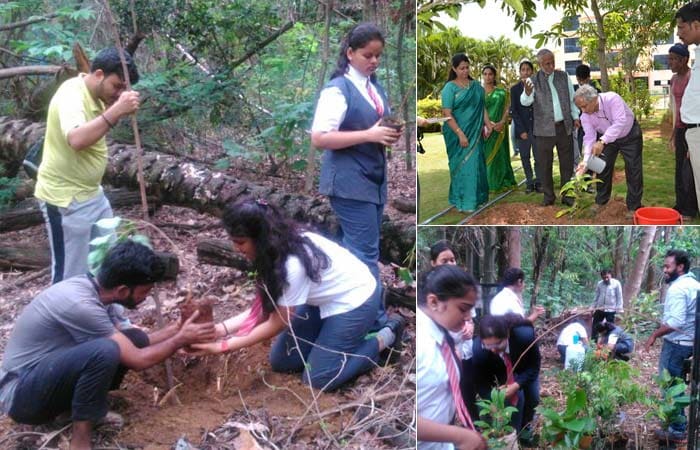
[417,308,457,450]
[489,286,525,317]
[311,65,387,133]
[681,46,700,124]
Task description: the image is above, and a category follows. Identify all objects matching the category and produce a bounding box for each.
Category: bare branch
[0,13,59,32]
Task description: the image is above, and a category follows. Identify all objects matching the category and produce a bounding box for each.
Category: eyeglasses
[481,339,507,351]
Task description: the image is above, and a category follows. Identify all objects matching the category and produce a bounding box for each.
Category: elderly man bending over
[574,84,644,217]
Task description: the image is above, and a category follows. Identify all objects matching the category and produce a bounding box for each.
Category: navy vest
[318,76,390,205]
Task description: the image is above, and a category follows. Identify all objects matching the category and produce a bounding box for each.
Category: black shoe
[535,185,544,193]
[561,197,575,207]
[525,184,535,194]
[381,314,406,364]
[541,200,554,206]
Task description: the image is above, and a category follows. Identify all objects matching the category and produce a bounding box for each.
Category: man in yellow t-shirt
[35,48,141,284]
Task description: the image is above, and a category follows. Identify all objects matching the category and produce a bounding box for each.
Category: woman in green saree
[440,54,490,212]
[482,65,517,192]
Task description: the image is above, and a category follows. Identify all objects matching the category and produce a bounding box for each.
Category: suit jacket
[472,323,541,400]
[510,81,534,137]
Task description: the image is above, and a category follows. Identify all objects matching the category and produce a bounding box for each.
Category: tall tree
[622,226,657,309]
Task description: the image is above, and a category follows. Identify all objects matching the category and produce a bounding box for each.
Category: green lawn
[418,113,700,225]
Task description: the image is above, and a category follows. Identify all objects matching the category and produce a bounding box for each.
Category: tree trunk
[482,227,498,284]
[507,227,521,268]
[396,0,413,171]
[0,117,415,265]
[530,228,550,308]
[590,0,610,91]
[303,0,332,193]
[622,226,657,309]
[612,227,625,280]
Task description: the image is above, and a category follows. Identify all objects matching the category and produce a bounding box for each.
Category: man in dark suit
[472,314,541,446]
[510,60,541,193]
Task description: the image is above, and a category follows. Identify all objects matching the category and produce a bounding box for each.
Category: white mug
[587,155,606,174]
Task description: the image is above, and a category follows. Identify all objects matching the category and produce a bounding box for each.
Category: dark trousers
[591,310,616,342]
[659,340,694,432]
[460,358,479,422]
[329,196,387,329]
[9,328,148,424]
[674,128,699,217]
[595,121,643,211]
[516,135,540,188]
[512,376,540,433]
[535,122,574,203]
[269,286,381,392]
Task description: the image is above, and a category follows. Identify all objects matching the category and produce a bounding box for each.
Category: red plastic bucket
[633,207,682,225]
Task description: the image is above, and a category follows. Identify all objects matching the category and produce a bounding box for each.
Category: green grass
[418,113,700,225]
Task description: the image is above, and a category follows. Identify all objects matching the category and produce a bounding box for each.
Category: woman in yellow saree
[482,64,517,192]
[440,54,490,212]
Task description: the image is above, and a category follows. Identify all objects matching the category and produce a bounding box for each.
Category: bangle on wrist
[220,339,229,352]
[221,321,230,336]
[101,114,114,129]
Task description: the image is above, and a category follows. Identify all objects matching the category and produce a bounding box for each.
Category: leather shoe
[525,184,535,194]
[535,185,544,193]
[541,200,554,206]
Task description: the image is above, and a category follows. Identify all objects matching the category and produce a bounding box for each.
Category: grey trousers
[535,122,575,204]
[39,188,113,284]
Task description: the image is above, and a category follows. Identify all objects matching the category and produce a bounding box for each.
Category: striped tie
[440,339,475,430]
[503,352,519,406]
[366,79,384,116]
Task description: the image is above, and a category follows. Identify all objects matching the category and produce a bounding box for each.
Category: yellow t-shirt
[34,75,108,208]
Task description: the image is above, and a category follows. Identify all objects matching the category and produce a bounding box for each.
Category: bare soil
[0,142,417,449]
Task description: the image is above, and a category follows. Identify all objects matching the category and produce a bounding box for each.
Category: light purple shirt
[580,92,635,162]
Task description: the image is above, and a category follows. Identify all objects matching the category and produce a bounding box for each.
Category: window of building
[655,34,675,45]
[564,38,581,53]
[562,15,580,32]
[565,60,583,75]
[654,54,669,70]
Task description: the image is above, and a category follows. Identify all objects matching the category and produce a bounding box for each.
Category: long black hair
[330,22,385,82]
[418,264,478,305]
[221,198,330,313]
[447,53,470,82]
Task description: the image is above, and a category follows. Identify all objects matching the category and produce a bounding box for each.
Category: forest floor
[0,140,417,449]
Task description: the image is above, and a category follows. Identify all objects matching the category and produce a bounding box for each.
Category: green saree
[441,80,489,211]
[484,87,517,191]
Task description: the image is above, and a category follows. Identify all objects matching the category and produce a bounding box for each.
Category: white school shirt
[556,323,588,346]
[417,308,457,450]
[276,232,376,318]
[489,287,525,317]
[311,65,386,133]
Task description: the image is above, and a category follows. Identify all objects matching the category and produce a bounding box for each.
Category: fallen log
[0,117,415,265]
[196,239,249,271]
[0,244,179,280]
[0,188,161,233]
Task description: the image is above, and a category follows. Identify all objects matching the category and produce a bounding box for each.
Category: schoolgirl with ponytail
[310,23,402,329]
[191,198,404,392]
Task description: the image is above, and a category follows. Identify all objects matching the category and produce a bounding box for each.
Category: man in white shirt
[591,269,623,341]
[489,268,545,323]
[676,2,700,214]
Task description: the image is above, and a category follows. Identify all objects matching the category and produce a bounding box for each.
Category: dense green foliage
[1,0,415,178]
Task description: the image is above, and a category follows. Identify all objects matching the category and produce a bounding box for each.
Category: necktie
[366,80,384,116]
[502,352,519,406]
[439,339,475,430]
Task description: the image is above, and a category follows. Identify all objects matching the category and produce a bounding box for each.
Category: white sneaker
[96,411,124,429]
